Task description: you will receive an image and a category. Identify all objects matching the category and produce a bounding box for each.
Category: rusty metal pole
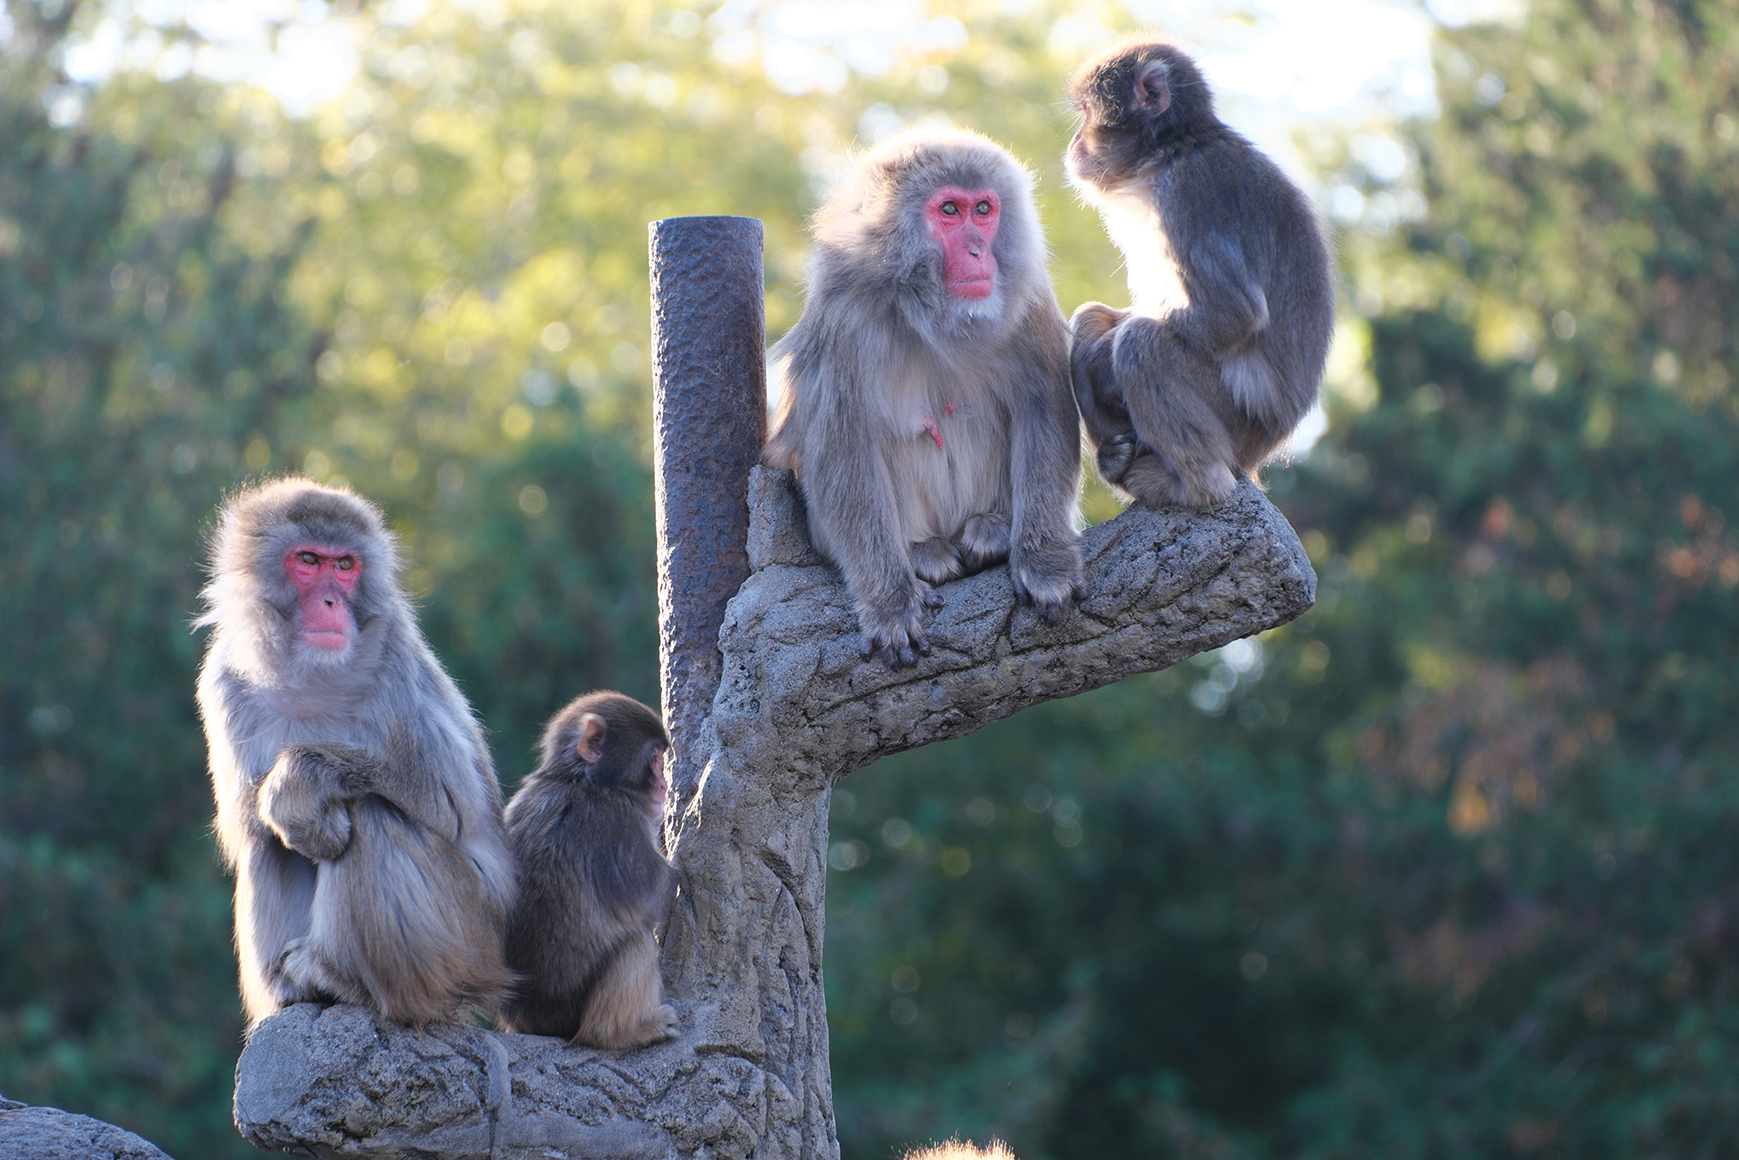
[649,216,766,805]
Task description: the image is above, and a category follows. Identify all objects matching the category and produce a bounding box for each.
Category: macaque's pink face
[284,544,361,651]
[925,185,1000,300]
[648,747,669,816]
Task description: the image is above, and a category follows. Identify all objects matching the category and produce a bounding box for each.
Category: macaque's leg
[574,932,679,1050]
[235,840,325,1020]
[1069,302,1135,456]
[1111,317,1238,508]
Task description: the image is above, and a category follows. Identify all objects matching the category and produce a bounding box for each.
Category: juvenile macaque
[762,129,1084,667]
[1066,38,1334,508]
[499,691,679,1049]
[196,478,516,1028]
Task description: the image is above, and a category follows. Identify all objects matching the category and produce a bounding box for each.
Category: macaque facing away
[499,691,679,1050]
[1066,37,1334,508]
[196,478,516,1028]
[762,129,1084,667]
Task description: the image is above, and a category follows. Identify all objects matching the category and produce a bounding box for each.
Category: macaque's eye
[336,556,355,571]
[975,200,992,216]
[939,201,959,216]
[297,551,319,566]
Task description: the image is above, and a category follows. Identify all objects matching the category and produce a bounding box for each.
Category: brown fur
[763,128,1084,667]
[196,477,516,1028]
[1066,38,1334,508]
[499,691,678,1049]
[903,1140,1019,1160]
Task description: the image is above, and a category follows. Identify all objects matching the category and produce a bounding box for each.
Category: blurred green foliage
[1,0,1735,1158]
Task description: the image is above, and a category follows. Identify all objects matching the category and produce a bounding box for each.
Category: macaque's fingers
[260,749,354,861]
[279,802,352,863]
[910,536,965,585]
[859,617,930,669]
[955,512,1012,573]
[1096,432,1139,484]
[921,584,946,610]
[653,1004,680,1040]
[1010,538,1085,615]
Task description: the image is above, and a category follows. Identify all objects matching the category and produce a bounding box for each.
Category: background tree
[826,1,1739,1156]
[2,0,1735,1157]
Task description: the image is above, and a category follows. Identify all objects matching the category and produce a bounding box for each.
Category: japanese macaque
[195,478,516,1028]
[499,691,679,1049]
[762,129,1084,667]
[1065,38,1334,508]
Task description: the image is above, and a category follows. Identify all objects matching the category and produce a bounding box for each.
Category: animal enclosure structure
[231,216,1315,1158]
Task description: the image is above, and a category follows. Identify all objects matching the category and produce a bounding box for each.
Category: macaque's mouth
[949,278,995,299]
[301,629,350,650]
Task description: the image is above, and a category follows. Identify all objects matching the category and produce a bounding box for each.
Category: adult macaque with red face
[762,130,1084,667]
[196,478,516,1028]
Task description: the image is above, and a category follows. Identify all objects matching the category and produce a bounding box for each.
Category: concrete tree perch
[231,217,1315,1159]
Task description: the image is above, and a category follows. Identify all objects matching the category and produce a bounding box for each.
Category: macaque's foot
[275,939,342,1006]
[857,591,936,669]
[954,513,1011,574]
[1096,432,1139,485]
[575,1003,681,1051]
[1120,452,1237,509]
[1011,538,1086,624]
[1069,301,1127,345]
[646,1003,680,1043]
[909,536,965,585]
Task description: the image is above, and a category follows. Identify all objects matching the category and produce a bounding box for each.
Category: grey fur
[499,691,679,1049]
[762,128,1084,667]
[195,477,516,1028]
[1065,37,1334,507]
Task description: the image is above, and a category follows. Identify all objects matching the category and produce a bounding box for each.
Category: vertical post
[649,216,766,806]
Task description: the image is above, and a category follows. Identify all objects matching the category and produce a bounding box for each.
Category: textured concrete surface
[650,216,766,807]
[0,1099,175,1160]
[234,466,1315,1158]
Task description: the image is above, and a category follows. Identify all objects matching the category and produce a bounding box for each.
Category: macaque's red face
[925,185,1000,300]
[647,747,669,816]
[284,544,361,651]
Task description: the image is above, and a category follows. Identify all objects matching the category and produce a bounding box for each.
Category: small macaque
[1065,38,1334,508]
[762,129,1084,667]
[196,479,516,1028]
[499,691,679,1050]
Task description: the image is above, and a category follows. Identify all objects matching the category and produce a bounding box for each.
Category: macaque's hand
[858,584,944,669]
[1011,536,1086,624]
[1096,431,1140,485]
[260,746,353,862]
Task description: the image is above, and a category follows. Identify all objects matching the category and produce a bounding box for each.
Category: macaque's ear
[575,713,608,763]
[1135,61,1171,114]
